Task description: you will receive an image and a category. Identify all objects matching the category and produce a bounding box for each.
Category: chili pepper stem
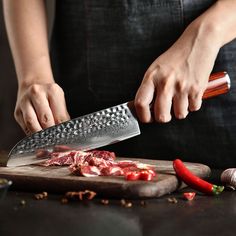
[212,185,224,195]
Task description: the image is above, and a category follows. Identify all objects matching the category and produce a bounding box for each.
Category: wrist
[17,55,55,89]
[190,0,236,48]
[189,17,223,50]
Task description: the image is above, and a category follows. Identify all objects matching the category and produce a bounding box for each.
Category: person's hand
[134,21,221,123]
[14,82,70,135]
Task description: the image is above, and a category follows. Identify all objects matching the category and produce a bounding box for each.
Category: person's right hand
[14,82,70,135]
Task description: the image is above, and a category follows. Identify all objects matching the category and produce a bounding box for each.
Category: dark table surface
[1,170,236,236]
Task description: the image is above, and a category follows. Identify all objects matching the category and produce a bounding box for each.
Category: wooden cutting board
[0,157,211,199]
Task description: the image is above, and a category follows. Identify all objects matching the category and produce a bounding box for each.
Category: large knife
[7,71,230,167]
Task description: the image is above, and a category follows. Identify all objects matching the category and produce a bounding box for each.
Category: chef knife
[7,71,230,167]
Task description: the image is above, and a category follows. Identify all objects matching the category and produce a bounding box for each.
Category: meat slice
[90,150,116,161]
[100,166,124,176]
[69,164,101,177]
[41,155,73,166]
[38,148,156,180]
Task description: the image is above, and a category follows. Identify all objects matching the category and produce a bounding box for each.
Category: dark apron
[50,0,236,168]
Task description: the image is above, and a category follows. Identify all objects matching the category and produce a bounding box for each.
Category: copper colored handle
[203,71,230,99]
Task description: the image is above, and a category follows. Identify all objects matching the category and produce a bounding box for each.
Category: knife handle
[203,71,230,99]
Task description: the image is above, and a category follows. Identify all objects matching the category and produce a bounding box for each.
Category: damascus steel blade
[7,102,140,167]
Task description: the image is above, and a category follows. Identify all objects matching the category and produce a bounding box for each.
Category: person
[3,0,236,168]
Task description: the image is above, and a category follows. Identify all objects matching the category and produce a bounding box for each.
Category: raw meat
[38,148,156,180]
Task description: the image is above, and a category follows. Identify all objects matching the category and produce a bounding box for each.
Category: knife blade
[7,71,230,167]
[7,102,140,167]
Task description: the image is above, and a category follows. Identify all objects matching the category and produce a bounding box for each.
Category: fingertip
[135,107,152,123]
[134,98,152,123]
[155,114,172,123]
[188,101,202,112]
[189,103,202,112]
[175,111,188,120]
[55,115,70,124]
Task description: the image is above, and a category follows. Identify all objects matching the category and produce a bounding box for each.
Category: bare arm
[135,0,236,123]
[3,0,70,134]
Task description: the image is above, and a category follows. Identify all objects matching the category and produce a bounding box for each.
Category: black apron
[50,0,236,168]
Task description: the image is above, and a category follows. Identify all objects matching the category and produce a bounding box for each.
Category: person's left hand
[134,21,221,123]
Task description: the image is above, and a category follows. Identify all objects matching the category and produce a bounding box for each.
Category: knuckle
[134,98,146,110]
[145,63,161,78]
[49,83,64,94]
[29,84,41,95]
[189,84,202,96]
[157,74,175,94]
[14,108,21,120]
[161,80,172,95]
[175,80,188,93]
[24,115,35,128]
[40,113,52,127]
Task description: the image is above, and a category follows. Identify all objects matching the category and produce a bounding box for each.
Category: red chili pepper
[125,169,156,181]
[125,171,141,181]
[139,170,154,181]
[173,159,224,195]
[183,192,196,201]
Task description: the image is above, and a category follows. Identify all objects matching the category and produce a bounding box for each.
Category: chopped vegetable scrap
[65,190,97,201]
[37,147,156,181]
[120,199,133,208]
[167,197,178,204]
[173,159,224,195]
[20,200,26,206]
[34,192,48,200]
[101,199,109,205]
[182,192,196,201]
[61,198,69,204]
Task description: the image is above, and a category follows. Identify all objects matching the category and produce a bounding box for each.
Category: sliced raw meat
[100,166,124,176]
[70,165,101,177]
[38,148,156,180]
[41,155,74,166]
[90,150,116,161]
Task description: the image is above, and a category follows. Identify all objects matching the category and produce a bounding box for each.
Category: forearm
[190,0,236,48]
[3,0,54,87]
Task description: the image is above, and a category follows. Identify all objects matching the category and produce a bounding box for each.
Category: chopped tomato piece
[183,192,196,201]
[125,171,141,181]
[139,170,155,181]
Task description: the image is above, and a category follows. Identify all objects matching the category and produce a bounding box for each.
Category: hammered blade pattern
[9,102,140,157]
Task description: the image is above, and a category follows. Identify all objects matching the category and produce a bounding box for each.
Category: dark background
[0,0,55,151]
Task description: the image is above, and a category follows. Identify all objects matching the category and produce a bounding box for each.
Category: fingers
[135,70,206,123]
[188,89,203,112]
[154,87,173,123]
[173,94,189,119]
[30,86,55,129]
[134,79,155,123]
[172,81,189,119]
[15,101,42,135]
[14,83,70,135]
[48,84,70,124]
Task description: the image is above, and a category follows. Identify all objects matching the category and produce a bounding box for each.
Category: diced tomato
[139,170,155,181]
[125,171,141,181]
[183,192,196,201]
